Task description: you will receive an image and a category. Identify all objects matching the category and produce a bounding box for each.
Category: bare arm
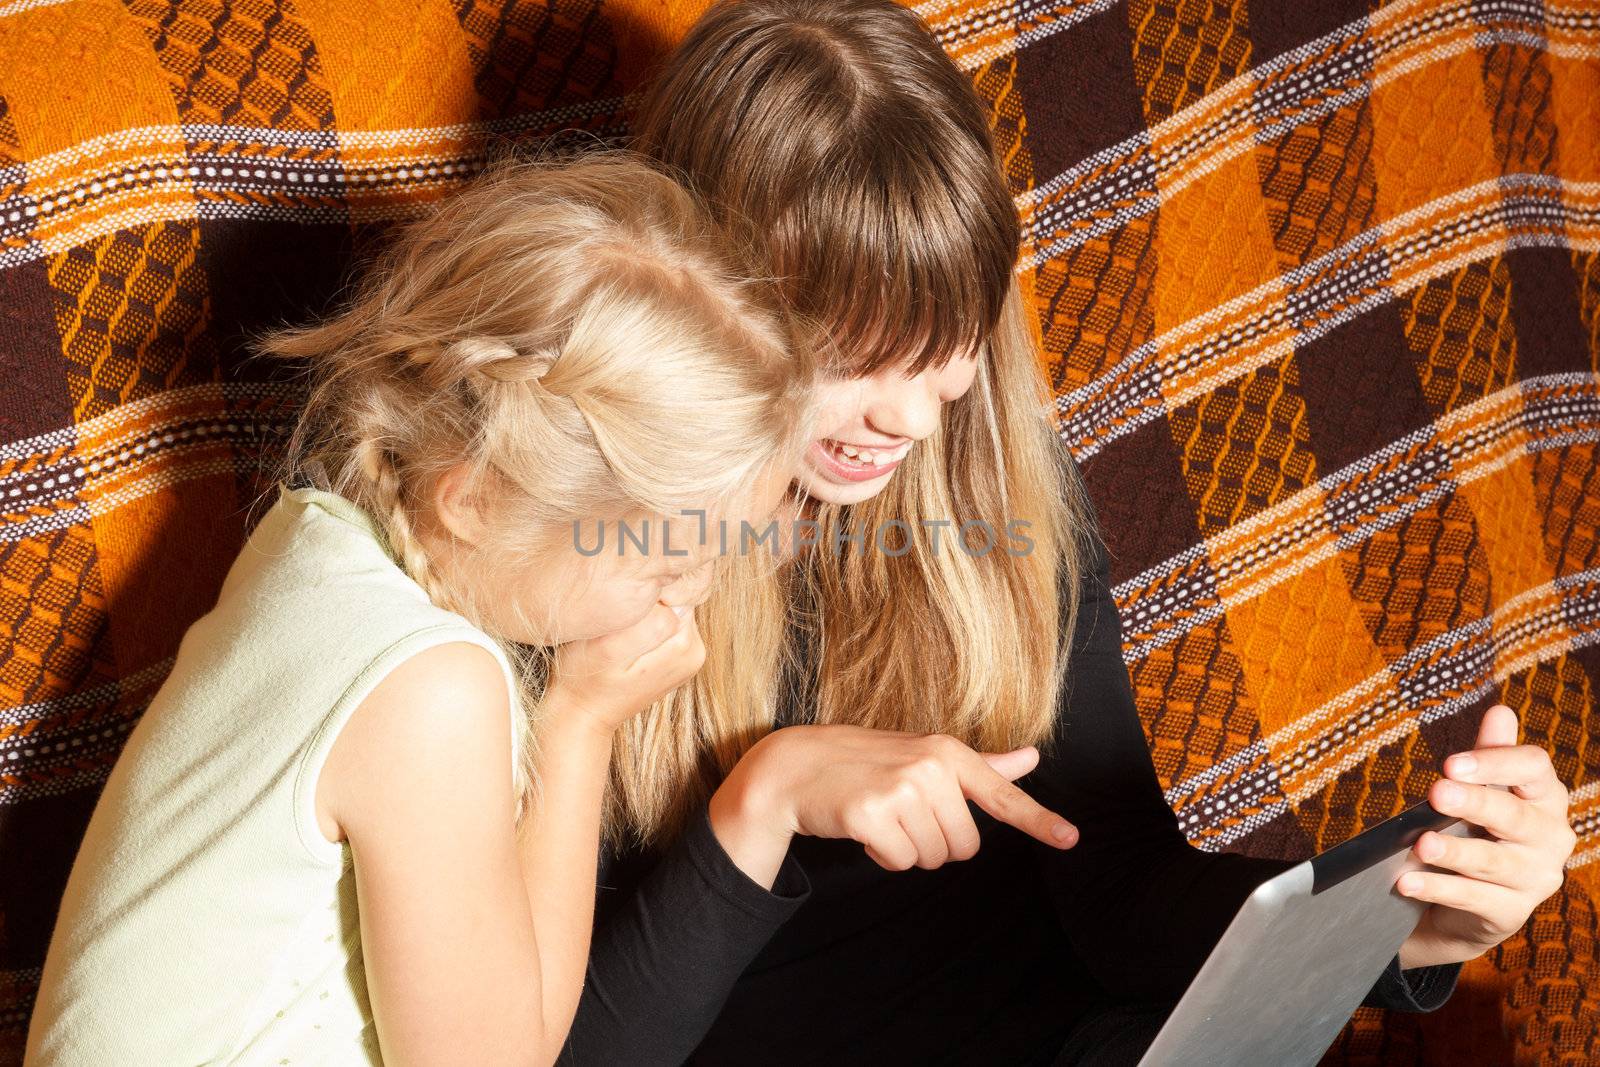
[511,706,613,1047]
[322,640,553,1066]
[519,602,707,1042]
[323,603,705,1066]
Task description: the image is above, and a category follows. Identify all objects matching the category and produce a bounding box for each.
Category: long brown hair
[618,0,1095,838]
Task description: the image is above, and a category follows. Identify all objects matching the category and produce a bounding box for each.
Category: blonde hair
[248,149,814,819]
[616,0,1096,839]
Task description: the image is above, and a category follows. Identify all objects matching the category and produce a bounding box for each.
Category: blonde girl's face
[508,463,794,645]
[526,520,720,645]
[797,352,980,506]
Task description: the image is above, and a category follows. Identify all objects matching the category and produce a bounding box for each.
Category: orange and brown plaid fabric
[0,1,1595,1064]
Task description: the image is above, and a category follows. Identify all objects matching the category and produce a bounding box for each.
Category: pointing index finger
[957,754,1077,848]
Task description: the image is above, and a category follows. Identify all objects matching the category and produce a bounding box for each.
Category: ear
[430,461,486,546]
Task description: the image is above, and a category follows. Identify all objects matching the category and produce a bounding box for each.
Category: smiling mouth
[810,438,912,482]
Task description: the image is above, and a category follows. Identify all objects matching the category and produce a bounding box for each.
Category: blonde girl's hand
[708,724,1078,888]
[547,603,706,734]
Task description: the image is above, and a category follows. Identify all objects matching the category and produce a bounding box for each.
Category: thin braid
[251,149,811,839]
[354,433,537,820]
[356,435,454,611]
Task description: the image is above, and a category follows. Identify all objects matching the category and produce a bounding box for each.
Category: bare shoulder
[315,640,513,844]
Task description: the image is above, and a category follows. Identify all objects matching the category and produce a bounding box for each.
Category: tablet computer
[1136,798,1473,1066]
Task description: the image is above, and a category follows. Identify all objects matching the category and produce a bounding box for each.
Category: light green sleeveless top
[26,485,525,1066]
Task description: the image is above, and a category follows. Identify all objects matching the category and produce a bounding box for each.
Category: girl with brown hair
[564,3,1577,1064]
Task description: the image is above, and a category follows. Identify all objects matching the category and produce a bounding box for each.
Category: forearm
[1373,865,1472,1009]
[516,708,615,1057]
[1398,921,1478,970]
[563,801,810,1065]
[705,737,797,888]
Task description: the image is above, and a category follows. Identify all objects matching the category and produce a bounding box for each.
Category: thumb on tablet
[981,745,1041,781]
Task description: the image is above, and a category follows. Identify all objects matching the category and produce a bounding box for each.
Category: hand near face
[545,602,706,735]
[1395,704,1577,969]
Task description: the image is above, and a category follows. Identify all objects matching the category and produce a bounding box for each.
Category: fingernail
[1398,873,1422,895]
[1417,834,1442,862]
[671,605,691,618]
[1447,754,1477,778]
[1053,821,1077,845]
[1436,781,1463,807]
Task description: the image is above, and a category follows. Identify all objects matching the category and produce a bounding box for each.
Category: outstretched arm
[1025,514,1460,1010]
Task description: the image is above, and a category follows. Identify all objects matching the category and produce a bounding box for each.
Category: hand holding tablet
[1136,798,1482,1067]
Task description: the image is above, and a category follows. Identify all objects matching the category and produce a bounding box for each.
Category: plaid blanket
[0,1,1594,1062]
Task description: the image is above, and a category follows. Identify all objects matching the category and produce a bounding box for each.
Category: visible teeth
[832,441,910,467]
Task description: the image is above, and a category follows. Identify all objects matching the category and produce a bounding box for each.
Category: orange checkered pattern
[0,1,1595,1063]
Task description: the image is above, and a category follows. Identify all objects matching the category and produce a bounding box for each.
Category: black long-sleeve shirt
[562,508,1460,1066]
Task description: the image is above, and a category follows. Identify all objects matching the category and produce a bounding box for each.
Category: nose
[659,561,716,609]
[863,369,945,442]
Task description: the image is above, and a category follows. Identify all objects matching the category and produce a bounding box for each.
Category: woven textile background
[0,0,1595,1063]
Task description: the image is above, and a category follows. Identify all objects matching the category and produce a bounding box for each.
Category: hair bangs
[788,144,1017,378]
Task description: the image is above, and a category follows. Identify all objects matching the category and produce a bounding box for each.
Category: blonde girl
[25,151,810,1066]
[563,3,1575,1066]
